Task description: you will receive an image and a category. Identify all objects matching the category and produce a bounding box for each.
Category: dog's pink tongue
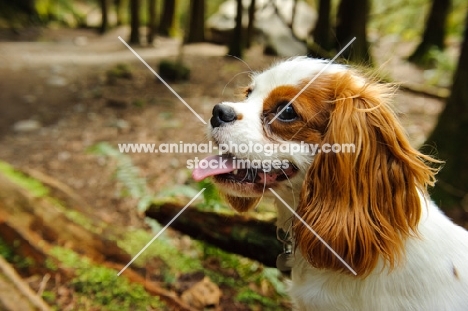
[192,155,235,181]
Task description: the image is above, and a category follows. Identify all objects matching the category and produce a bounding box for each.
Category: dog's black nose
[210,104,237,128]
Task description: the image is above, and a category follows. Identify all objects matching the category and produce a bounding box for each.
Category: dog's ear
[223,194,260,212]
[294,72,440,276]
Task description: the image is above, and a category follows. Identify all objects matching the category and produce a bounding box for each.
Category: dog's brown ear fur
[223,194,260,212]
[294,72,440,276]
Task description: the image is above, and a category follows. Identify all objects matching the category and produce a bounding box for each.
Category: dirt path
[0,26,225,136]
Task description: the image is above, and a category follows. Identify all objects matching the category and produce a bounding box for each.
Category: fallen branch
[0,256,52,311]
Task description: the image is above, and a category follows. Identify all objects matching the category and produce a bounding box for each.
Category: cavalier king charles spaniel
[192,57,468,310]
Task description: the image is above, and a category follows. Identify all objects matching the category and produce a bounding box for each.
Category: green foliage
[0,160,49,197]
[45,258,58,271]
[206,0,226,20]
[370,0,429,40]
[50,246,165,310]
[106,63,133,84]
[158,59,190,82]
[0,237,13,261]
[202,245,288,303]
[156,184,200,199]
[132,98,146,107]
[35,0,86,26]
[236,288,281,310]
[112,63,133,78]
[370,0,466,40]
[196,178,227,211]
[41,290,56,305]
[0,237,35,269]
[261,267,287,295]
[423,48,456,87]
[117,228,202,273]
[88,142,153,213]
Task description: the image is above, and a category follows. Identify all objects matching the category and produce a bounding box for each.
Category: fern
[88,142,153,213]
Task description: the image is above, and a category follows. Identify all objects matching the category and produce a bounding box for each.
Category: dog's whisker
[222,70,252,96]
[227,54,253,72]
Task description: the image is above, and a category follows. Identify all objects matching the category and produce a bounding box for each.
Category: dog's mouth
[192,154,298,186]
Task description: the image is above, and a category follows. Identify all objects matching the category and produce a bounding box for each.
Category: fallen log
[0,171,196,311]
[145,201,283,267]
[0,172,129,264]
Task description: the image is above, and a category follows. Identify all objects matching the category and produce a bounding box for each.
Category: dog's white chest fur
[284,196,468,310]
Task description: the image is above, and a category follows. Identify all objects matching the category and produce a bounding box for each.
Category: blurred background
[0,0,467,310]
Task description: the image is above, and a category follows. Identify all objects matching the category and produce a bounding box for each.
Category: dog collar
[276,226,293,273]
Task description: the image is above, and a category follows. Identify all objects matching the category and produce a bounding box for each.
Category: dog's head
[193,57,440,275]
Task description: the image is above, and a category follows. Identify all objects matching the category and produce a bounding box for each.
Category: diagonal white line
[117,188,206,276]
[118,36,207,125]
[269,188,357,275]
[269,37,356,124]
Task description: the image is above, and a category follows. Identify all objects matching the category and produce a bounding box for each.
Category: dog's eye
[276,102,297,121]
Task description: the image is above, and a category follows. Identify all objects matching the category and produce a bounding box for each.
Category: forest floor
[0,26,452,310]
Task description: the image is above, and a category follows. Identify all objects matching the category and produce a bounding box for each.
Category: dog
[192,57,468,310]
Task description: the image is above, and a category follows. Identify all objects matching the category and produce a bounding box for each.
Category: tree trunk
[99,0,109,34]
[159,0,176,37]
[15,0,37,16]
[425,12,468,211]
[246,0,256,48]
[129,0,141,44]
[311,0,331,53]
[228,0,244,58]
[335,0,372,64]
[147,0,158,44]
[115,0,123,26]
[408,0,451,66]
[186,0,205,43]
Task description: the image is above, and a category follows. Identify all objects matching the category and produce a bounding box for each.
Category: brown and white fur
[193,57,468,310]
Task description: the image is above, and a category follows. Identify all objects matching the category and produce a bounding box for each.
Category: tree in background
[0,0,38,25]
[246,0,256,48]
[129,0,140,44]
[159,0,176,37]
[228,0,244,58]
[408,0,451,66]
[147,0,158,44]
[99,0,109,33]
[335,0,372,64]
[186,0,205,43]
[425,11,468,211]
[115,0,123,26]
[308,0,332,57]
